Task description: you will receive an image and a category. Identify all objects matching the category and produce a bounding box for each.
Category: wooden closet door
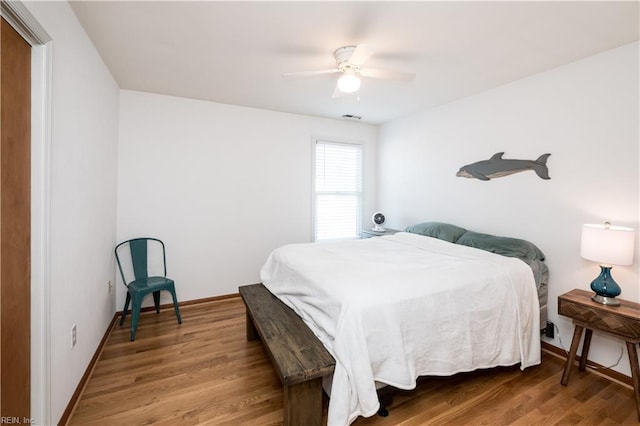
[1,17,32,419]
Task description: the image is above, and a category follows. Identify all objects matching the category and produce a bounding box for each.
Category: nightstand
[558,289,640,421]
[361,228,400,239]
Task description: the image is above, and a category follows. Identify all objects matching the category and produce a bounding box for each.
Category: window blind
[314,141,362,241]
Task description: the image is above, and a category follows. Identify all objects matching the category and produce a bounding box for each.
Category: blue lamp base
[590,265,621,306]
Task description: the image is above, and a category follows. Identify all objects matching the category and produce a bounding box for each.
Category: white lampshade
[580,223,635,266]
[337,70,361,94]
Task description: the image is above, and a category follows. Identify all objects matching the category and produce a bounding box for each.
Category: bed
[259,222,548,426]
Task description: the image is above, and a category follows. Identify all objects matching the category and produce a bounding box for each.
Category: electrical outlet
[545,321,555,338]
[108,280,112,293]
[71,324,77,347]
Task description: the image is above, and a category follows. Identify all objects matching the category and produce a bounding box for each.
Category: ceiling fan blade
[282,69,340,79]
[360,68,415,82]
[331,84,345,99]
[348,44,375,66]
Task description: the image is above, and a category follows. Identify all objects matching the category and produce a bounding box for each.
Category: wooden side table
[558,289,640,421]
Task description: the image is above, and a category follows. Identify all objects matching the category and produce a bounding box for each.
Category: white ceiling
[70,1,639,124]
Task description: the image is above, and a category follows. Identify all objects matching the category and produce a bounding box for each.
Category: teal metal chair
[115,237,182,341]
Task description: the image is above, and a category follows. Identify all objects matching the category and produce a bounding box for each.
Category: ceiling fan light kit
[337,69,361,94]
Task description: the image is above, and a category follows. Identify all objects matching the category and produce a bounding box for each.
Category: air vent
[342,114,362,120]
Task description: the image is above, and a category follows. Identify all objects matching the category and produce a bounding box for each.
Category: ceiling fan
[282,44,415,98]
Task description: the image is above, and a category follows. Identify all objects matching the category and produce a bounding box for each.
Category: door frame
[1,1,52,423]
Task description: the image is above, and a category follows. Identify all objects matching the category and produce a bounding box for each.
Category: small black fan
[372,212,386,232]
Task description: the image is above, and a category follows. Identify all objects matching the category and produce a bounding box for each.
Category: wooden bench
[239,283,335,426]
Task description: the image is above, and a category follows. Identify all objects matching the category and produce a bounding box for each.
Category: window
[314,140,362,241]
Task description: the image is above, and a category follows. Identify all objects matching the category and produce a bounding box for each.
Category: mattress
[260,232,541,425]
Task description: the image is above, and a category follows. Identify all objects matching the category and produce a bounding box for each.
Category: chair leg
[120,292,131,326]
[170,287,182,324]
[130,297,142,341]
[153,291,161,314]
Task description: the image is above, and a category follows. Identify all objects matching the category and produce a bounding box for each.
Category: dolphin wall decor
[456,152,551,181]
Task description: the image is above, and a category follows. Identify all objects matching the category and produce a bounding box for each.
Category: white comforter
[260,232,540,426]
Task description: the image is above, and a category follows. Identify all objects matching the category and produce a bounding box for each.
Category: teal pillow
[456,231,545,261]
[404,222,467,243]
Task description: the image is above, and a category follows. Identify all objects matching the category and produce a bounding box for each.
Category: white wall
[377,42,639,377]
[24,2,119,423]
[117,90,377,305]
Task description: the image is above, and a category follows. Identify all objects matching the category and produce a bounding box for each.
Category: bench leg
[245,311,259,341]
[283,378,323,426]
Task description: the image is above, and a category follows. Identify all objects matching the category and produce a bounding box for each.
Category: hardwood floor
[68,296,638,425]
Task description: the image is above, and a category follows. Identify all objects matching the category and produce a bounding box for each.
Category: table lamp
[580,222,635,306]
